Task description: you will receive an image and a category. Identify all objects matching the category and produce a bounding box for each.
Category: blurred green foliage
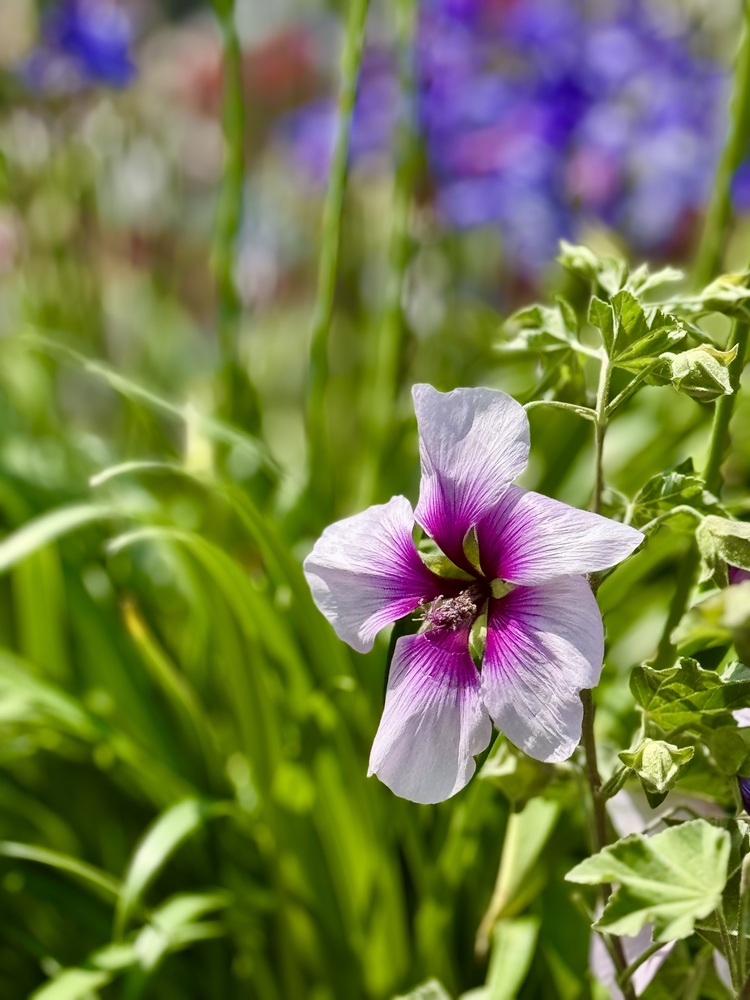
[1,1,750,999]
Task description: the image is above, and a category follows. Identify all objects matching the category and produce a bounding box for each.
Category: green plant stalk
[211,0,258,428]
[652,317,749,668]
[693,2,750,289]
[579,352,634,997]
[306,0,371,507]
[592,357,613,516]
[739,854,750,988]
[615,940,665,990]
[718,903,740,993]
[358,0,418,507]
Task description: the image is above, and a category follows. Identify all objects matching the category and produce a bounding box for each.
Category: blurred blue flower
[24,0,135,92]
[279,0,742,274]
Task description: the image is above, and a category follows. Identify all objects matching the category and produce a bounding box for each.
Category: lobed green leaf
[566,819,731,941]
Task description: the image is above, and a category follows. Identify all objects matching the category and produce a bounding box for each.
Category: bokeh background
[1,0,750,997]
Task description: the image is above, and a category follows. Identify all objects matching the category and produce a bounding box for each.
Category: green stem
[211,0,257,428]
[717,903,740,994]
[358,0,418,507]
[306,0,371,508]
[605,356,667,418]
[592,357,613,516]
[523,399,597,422]
[580,689,608,854]
[577,352,634,997]
[638,506,705,537]
[693,1,750,289]
[738,854,750,989]
[704,321,750,494]
[615,940,666,991]
[652,318,749,668]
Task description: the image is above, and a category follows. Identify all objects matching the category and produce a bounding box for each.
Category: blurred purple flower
[739,776,750,813]
[280,0,742,274]
[24,0,135,92]
[729,566,750,586]
[303,385,642,802]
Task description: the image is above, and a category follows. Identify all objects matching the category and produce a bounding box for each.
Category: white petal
[476,486,644,585]
[482,577,604,762]
[413,384,529,568]
[303,496,442,653]
[368,630,492,803]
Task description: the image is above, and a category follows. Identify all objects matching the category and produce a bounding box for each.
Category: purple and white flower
[304,385,643,803]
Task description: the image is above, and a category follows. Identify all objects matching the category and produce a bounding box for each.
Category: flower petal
[476,485,643,585]
[368,629,492,803]
[413,384,530,567]
[303,496,444,653]
[482,577,604,762]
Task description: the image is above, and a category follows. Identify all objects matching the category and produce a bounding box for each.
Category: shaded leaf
[673,583,750,662]
[631,460,720,530]
[0,504,115,574]
[0,841,120,901]
[630,658,750,733]
[697,272,750,317]
[462,917,539,1000]
[115,798,228,937]
[30,943,136,1000]
[696,517,750,586]
[479,739,555,805]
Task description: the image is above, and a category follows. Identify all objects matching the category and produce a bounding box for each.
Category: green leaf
[589,297,616,354]
[475,796,560,955]
[630,657,750,733]
[30,943,136,1000]
[626,264,684,296]
[557,241,627,297]
[0,841,120,900]
[115,798,228,937]
[704,727,749,776]
[631,459,720,531]
[479,738,555,805]
[672,583,750,661]
[501,298,590,402]
[462,526,483,574]
[0,504,115,574]
[588,291,685,368]
[504,301,579,354]
[696,516,750,585]
[566,819,731,942]
[417,535,474,581]
[130,891,230,973]
[697,272,750,316]
[618,739,694,807]
[394,980,453,1000]
[647,345,738,402]
[461,917,539,1000]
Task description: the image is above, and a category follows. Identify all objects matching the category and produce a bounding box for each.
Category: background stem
[211,0,259,429]
[579,355,633,996]
[652,317,749,667]
[306,0,371,510]
[693,1,750,289]
[357,0,419,507]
